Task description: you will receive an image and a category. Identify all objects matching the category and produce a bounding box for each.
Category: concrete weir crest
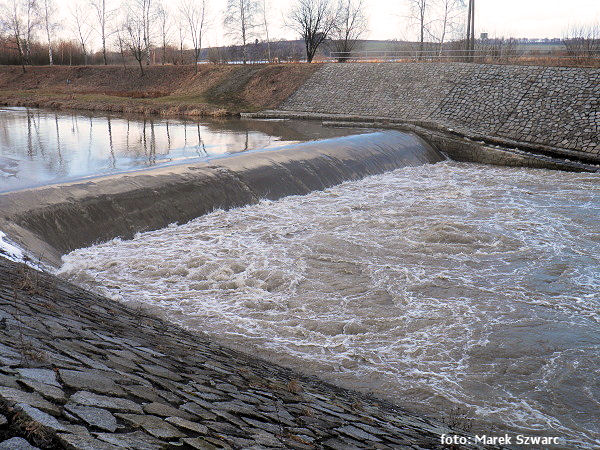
[0,131,443,266]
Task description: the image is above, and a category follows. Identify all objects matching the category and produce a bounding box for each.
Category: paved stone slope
[281,63,600,158]
[0,257,478,449]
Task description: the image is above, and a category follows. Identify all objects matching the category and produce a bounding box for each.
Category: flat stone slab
[64,403,118,432]
[16,368,59,387]
[182,437,219,449]
[142,402,193,420]
[70,391,143,413]
[57,433,121,450]
[0,374,19,389]
[336,424,383,442]
[95,431,166,450]
[0,386,59,415]
[116,414,186,439]
[165,416,208,434]
[139,364,183,382]
[122,385,162,403]
[0,342,20,359]
[59,369,125,396]
[0,437,39,449]
[16,403,68,432]
[18,380,67,403]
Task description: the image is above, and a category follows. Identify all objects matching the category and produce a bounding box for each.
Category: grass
[0,64,319,117]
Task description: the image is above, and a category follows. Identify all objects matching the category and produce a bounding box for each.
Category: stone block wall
[280,63,600,157]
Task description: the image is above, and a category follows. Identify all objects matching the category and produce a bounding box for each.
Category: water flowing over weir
[59,162,600,446]
[0,130,443,265]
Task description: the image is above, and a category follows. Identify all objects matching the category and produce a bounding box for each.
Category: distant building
[480,33,488,40]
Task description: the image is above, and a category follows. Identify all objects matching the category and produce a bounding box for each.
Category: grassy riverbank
[0,64,319,117]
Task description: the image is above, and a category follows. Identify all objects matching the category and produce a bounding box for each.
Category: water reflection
[0,107,363,192]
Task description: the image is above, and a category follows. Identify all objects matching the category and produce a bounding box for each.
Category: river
[0,106,363,192]
[59,161,600,447]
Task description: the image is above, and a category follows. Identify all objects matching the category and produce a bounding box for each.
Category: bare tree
[180,0,208,70]
[1,0,26,71]
[123,12,145,75]
[406,0,428,54]
[288,0,337,63]
[23,0,39,64]
[563,23,600,58]
[126,0,153,65]
[156,2,170,65]
[114,27,127,67]
[330,0,367,61]
[41,0,56,65]
[427,0,465,56]
[259,0,271,61]
[90,0,114,65]
[224,0,258,64]
[178,24,185,64]
[143,0,153,65]
[71,2,93,65]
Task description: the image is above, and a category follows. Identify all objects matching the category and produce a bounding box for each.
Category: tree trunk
[45,22,53,65]
[16,35,26,73]
[102,37,107,65]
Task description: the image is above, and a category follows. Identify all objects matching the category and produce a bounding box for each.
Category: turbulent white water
[59,161,600,446]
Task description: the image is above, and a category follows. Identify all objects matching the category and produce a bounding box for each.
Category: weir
[0,130,444,266]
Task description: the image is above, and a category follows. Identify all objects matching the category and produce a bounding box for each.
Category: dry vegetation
[0,63,319,117]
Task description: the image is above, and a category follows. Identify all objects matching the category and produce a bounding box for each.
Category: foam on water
[59,162,600,446]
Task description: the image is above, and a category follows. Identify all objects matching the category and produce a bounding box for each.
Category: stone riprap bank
[278,63,600,162]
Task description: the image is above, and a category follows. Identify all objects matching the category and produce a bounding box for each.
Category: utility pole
[466,0,475,60]
[470,0,475,52]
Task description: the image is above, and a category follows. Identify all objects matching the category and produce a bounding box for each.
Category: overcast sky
[50,0,600,50]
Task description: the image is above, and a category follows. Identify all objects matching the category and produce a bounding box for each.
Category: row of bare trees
[2,0,598,73]
[563,24,600,57]
[0,0,472,70]
[0,0,373,71]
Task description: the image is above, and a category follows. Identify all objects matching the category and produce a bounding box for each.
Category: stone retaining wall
[281,63,600,159]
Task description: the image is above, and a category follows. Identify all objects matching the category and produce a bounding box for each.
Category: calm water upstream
[0,107,363,192]
[59,162,600,447]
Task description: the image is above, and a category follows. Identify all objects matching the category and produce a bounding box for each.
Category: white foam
[59,162,600,446]
[0,231,24,261]
[0,231,46,271]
